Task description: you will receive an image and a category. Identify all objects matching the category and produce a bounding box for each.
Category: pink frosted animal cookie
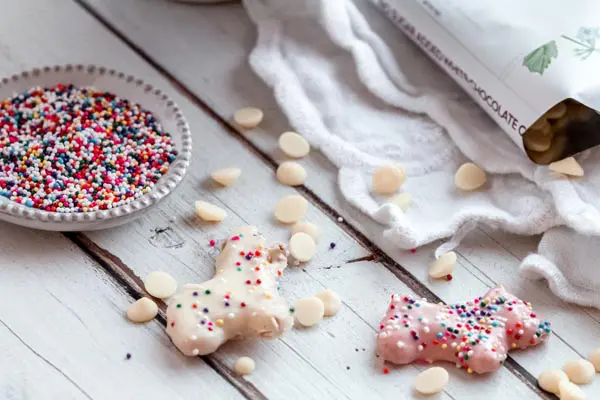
[166,226,294,356]
[376,285,551,374]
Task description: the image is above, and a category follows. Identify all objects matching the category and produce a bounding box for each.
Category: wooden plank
[75,0,600,398]
[0,224,241,400]
[0,0,541,396]
[0,1,454,399]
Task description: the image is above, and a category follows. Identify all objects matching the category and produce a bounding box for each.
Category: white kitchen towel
[243,0,600,307]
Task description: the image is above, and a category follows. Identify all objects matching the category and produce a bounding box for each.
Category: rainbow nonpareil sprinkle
[0,84,177,212]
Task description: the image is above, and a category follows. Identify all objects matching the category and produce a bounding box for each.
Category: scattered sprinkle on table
[211,167,241,187]
[233,107,263,129]
[0,84,177,212]
[125,353,132,360]
[195,200,227,222]
[329,242,336,249]
[274,195,308,224]
[278,131,310,158]
[144,271,177,299]
[276,161,306,186]
[127,297,159,323]
[454,162,486,191]
[235,356,256,375]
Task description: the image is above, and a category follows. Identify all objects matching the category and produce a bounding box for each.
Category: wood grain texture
[0,0,543,398]
[76,0,600,398]
[0,224,240,400]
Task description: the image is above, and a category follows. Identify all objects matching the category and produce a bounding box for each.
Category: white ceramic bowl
[0,65,192,231]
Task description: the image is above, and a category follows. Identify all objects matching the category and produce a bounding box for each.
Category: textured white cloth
[243,0,600,307]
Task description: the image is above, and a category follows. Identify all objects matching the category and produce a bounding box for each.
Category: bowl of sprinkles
[0,65,191,231]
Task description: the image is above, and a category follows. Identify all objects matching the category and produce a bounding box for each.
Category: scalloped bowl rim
[0,64,192,230]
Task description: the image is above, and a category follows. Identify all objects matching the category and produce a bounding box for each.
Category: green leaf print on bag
[522,41,558,75]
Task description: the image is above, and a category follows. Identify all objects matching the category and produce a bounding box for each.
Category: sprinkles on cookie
[0,84,177,212]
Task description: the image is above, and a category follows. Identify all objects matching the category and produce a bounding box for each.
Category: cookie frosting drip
[376,285,551,373]
[166,226,294,356]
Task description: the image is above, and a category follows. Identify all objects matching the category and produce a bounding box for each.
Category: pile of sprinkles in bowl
[0,84,178,212]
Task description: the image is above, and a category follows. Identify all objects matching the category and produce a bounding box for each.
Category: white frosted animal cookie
[195,200,227,222]
[274,195,308,224]
[372,164,406,195]
[558,381,586,400]
[388,192,412,212]
[414,367,449,395]
[165,226,294,356]
[294,297,325,327]
[127,297,159,323]
[538,369,569,394]
[211,168,241,187]
[549,157,584,177]
[234,107,263,129]
[589,347,600,371]
[454,163,486,191]
[563,359,595,384]
[315,289,341,317]
[291,221,320,242]
[276,161,306,186]
[145,271,178,299]
[429,251,457,279]
[279,131,310,158]
[289,232,316,262]
[235,357,256,375]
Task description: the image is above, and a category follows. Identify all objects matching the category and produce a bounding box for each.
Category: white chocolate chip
[372,164,406,195]
[289,232,316,262]
[195,200,227,222]
[276,161,306,186]
[315,289,341,317]
[234,356,256,375]
[549,157,584,177]
[538,369,569,394]
[454,162,486,191]
[588,348,600,372]
[414,367,449,395]
[294,297,325,327]
[233,107,263,129]
[278,131,310,158]
[211,168,241,187]
[388,192,412,212]
[274,195,308,224]
[429,252,457,279]
[144,271,178,299]
[127,297,158,323]
[291,221,320,241]
[558,380,586,400]
[563,359,595,385]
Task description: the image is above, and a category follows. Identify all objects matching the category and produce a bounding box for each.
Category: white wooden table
[1,1,599,399]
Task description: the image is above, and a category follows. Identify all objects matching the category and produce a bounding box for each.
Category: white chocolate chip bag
[372,0,600,164]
